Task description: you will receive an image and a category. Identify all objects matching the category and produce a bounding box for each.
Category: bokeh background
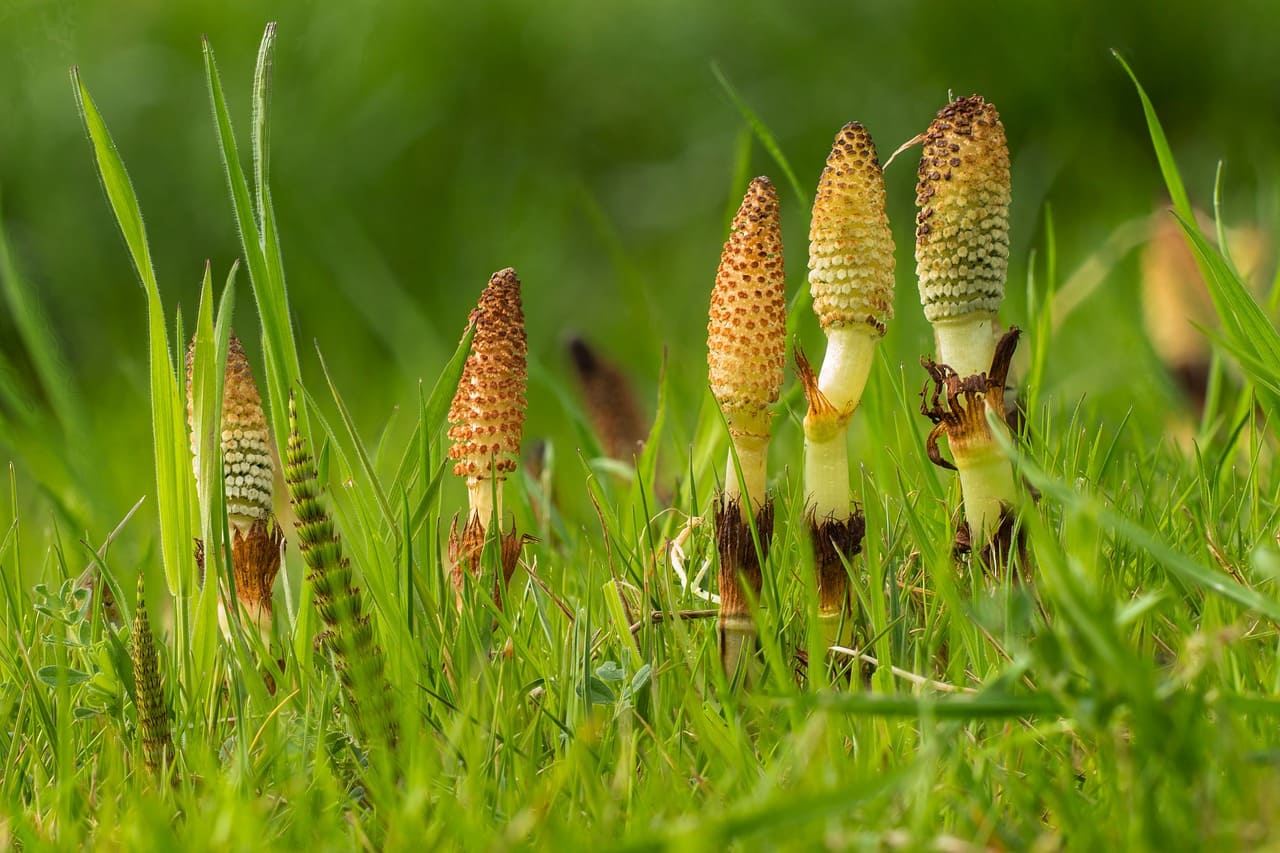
[1,0,1278,556]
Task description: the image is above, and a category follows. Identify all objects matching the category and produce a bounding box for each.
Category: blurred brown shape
[568,337,649,461]
[1141,211,1273,408]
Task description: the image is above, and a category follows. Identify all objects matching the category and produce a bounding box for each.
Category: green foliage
[1118,50,1280,414]
[204,24,306,449]
[4,24,1280,853]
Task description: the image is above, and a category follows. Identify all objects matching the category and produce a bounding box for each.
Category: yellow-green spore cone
[707,176,787,514]
[915,96,1011,378]
[808,121,896,415]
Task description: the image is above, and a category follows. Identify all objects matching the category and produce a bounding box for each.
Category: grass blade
[1113,50,1193,225]
[1016,442,1280,622]
[72,68,195,599]
[710,62,808,208]
[0,210,84,434]
[204,31,304,449]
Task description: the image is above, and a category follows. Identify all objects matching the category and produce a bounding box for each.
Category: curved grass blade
[72,68,195,599]
[1113,50,1193,225]
[710,62,808,208]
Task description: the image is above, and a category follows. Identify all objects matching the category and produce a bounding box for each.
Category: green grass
[3,29,1280,850]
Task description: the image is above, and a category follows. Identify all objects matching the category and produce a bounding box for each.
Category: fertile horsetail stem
[707,177,786,677]
[801,122,892,652]
[915,96,1020,559]
[708,176,786,513]
[447,268,528,606]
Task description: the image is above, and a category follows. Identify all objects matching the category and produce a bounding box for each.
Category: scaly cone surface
[915,96,1011,379]
[707,177,786,679]
[132,575,172,775]
[707,176,786,513]
[186,332,283,633]
[447,268,528,607]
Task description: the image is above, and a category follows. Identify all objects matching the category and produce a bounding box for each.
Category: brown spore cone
[448,268,528,484]
[707,176,787,438]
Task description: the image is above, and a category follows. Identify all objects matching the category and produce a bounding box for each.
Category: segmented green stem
[284,395,397,748]
[132,576,172,775]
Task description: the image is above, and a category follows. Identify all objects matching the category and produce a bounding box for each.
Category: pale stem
[817,324,879,412]
[933,313,998,379]
[817,610,847,655]
[803,324,878,518]
[217,599,273,645]
[724,434,769,519]
[954,431,1016,549]
[804,433,850,520]
[467,477,502,532]
[720,616,758,684]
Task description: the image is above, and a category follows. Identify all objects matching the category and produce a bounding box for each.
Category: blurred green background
[1,0,1278,553]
